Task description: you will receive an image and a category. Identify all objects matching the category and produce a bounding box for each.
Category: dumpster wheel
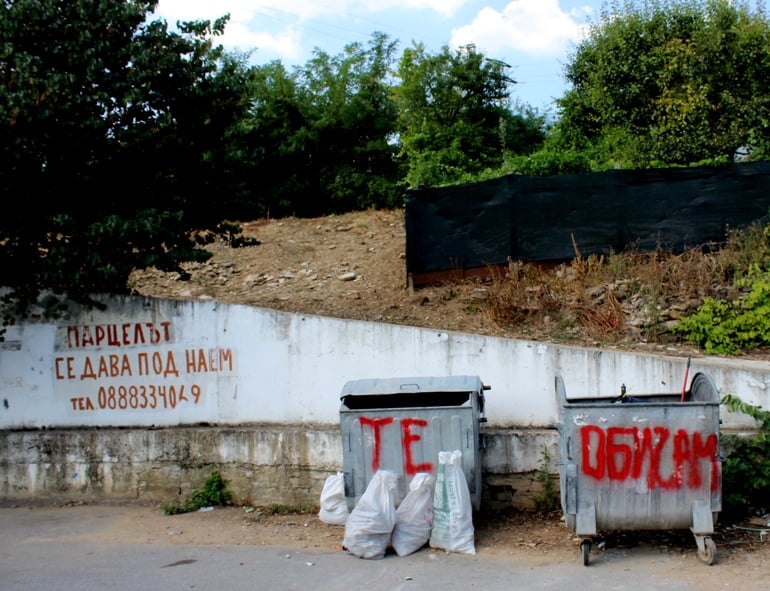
[580,539,591,566]
[695,536,717,565]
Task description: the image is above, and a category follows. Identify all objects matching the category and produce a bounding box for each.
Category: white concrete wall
[2,295,768,430]
[1,295,768,506]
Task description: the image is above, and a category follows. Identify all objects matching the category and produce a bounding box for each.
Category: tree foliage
[230,33,406,218]
[553,0,770,168]
[281,33,404,215]
[1,0,251,315]
[394,43,545,187]
[0,3,560,318]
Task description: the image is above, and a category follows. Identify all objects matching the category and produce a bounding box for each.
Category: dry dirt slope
[130,209,495,335]
[128,208,702,358]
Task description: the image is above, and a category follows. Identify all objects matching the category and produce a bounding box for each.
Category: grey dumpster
[339,375,489,511]
[554,372,722,566]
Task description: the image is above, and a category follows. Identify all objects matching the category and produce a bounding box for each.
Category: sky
[153,0,599,114]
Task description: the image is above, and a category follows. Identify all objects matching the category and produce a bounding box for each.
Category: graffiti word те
[358,416,434,475]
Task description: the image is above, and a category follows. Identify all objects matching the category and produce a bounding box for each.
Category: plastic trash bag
[429,450,476,554]
[343,470,398,559]
[391,472,435,556]
[318,472,349,526]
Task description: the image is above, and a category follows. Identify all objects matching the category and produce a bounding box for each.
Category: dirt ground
[9,500,767,586]
[129,209,491,337]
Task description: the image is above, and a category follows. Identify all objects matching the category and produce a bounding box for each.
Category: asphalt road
[0,506,735,591]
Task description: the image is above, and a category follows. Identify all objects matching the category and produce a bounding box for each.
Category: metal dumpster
[554,372,722,566]
[339,375,489,511]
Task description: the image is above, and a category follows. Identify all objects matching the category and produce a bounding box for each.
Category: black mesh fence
[405,162,770,285]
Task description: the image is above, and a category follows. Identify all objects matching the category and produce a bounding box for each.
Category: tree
[234,32,404,218]
[292,32,403,215]
[393,43,542,187]
[0,0,250,318]
[230,59,307,218]
[554,0,770,168]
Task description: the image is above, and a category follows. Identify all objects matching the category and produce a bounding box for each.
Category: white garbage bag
[391,472,435,556]
[429,450,476,555]
[318,471,349,526]
[342,470,398,559]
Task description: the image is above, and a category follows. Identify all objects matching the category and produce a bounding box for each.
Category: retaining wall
[1,295,767,509]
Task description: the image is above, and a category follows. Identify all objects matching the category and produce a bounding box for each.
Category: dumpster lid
[340,375,487,411]
[340,375,485,397]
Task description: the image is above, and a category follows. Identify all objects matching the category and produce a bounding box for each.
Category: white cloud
[154,0,472,62]
[155,0,469,27]
[362,0,467,18]
[450,0,592,57]
[153,1,312,61]
[154,0,253,23]
[153,0,473,63]
[223,22,304,61]
[152,1,588,69]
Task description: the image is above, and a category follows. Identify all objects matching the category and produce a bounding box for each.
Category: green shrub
[720,394,770,519]
[506,149,592,176]
[673,267,770,355]
[162,466,233,515]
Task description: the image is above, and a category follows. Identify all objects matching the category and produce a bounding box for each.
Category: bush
[506,149,592,176]
[720,394,770,519]
[673,267,770,355]
[162,467,233,515]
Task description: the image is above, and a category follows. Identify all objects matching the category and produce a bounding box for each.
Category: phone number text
[69,384,202,411]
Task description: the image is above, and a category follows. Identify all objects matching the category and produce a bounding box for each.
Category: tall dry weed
[482,219,770,345]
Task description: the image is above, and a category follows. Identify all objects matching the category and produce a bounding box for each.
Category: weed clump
[162,466,233,515]
[533,446,560,513]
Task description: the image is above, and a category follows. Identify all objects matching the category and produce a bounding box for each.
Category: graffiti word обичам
[580,424,719,491]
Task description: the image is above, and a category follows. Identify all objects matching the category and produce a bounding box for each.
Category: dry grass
[483,220,770,346]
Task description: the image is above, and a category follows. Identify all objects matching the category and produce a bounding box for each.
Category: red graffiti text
[358,415,434,475]
[580,425,719,491]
